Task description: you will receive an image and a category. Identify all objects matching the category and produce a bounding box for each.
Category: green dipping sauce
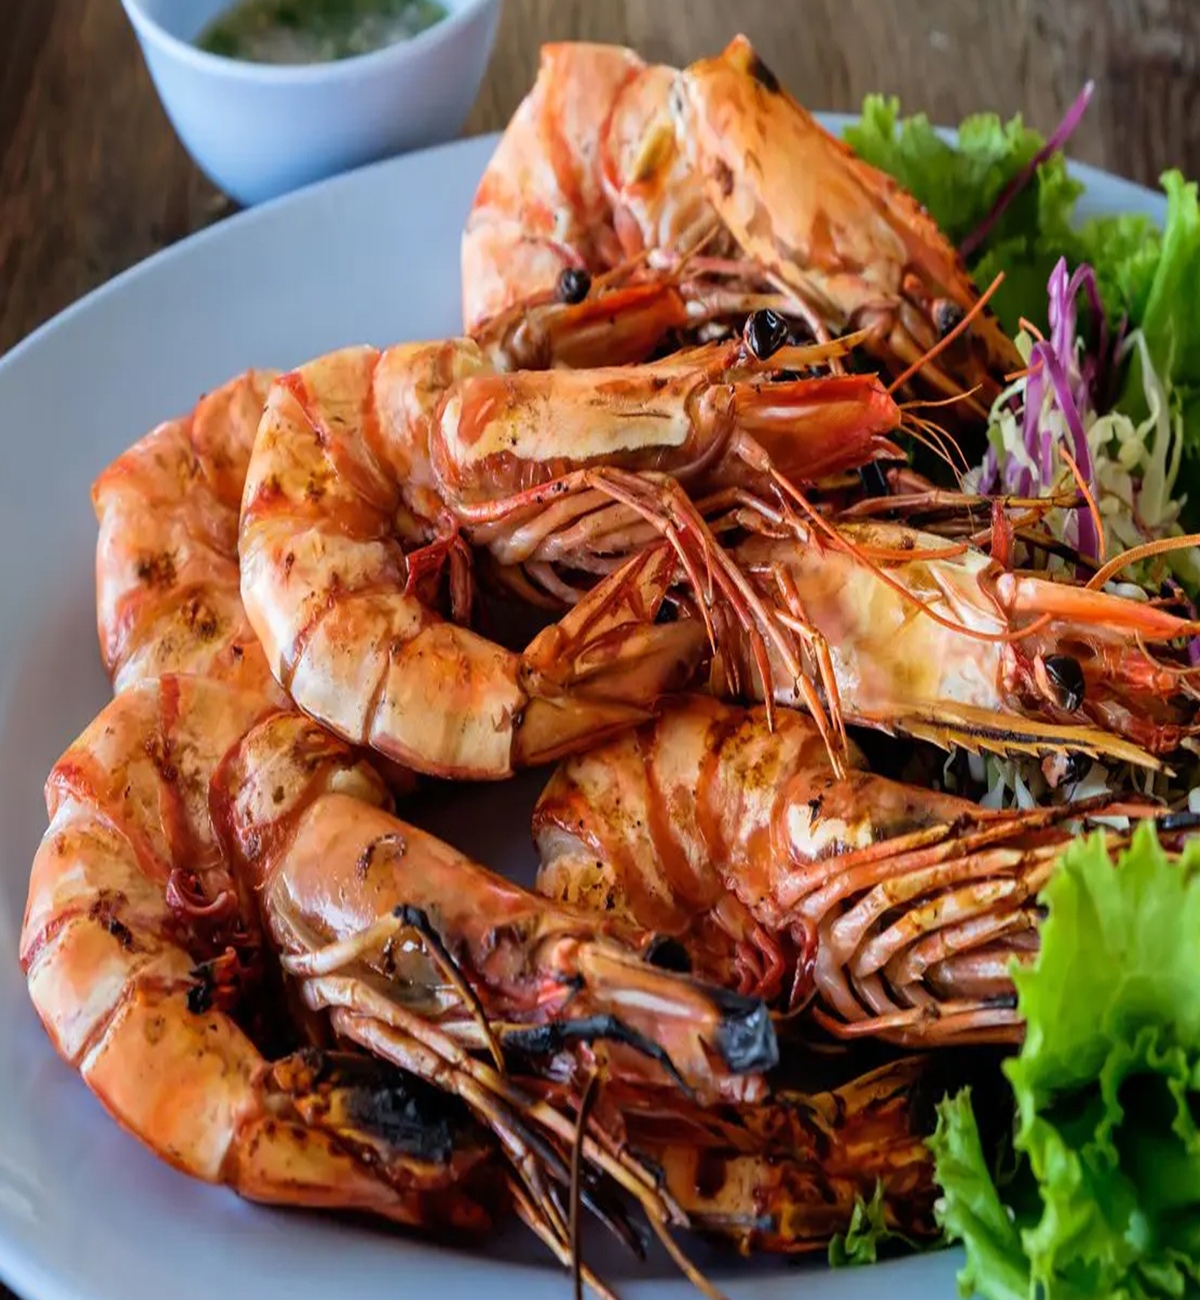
[198,0,448,64]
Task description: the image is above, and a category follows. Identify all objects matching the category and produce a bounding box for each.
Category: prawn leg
[534,697,1174,1048]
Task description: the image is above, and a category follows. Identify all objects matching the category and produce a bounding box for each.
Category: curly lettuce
[844,96,1061,246]
[1118,172,1200,516]
[844,96,1080,335]
[929,824,1200,1300]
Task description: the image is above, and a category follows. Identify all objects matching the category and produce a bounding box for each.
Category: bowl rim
[119,0,499,84]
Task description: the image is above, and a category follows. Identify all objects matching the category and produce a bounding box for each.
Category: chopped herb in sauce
[199,0,447,64]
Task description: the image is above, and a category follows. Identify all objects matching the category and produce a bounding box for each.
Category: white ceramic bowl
[120,0,501,205]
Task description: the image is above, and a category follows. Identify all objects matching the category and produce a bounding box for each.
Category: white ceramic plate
[0,124,1166,1300]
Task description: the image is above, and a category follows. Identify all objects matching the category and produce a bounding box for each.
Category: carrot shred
[1003,360,1043,383]
[1057,445,1106,565]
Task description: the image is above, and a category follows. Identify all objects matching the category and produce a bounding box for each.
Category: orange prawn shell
[676,39,962,303]
[91,369,283,698]
[21,676,495,1226]
[462,43,643,329]
[675,36,1020,374]
[462,43,716,334]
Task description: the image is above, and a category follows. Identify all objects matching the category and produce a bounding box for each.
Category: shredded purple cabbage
[1056,261,1109,407]
[978,256,1110,560]
[960,81,1095,259]
[1031,336,1098,557]
[970,80,1103,538]
[1167,583,1200,666]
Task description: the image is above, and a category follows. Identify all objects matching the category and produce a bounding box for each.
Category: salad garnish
[846,95,1200,528]
[930,825,1200,1300]
[844,91,1200,1298]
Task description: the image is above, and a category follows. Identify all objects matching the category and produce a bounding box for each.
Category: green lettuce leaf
[930,824,1200,1300]
[842,99,1186,348]
[929,1091,1039,1300]
[844,96,1048,245]
[1131,172,1200,402]
[1115,171,1200,506]
[1075,210,1161,327]
[1008,823,1200,1297]
[843,96,1081,336]
[828,1180,923,1267]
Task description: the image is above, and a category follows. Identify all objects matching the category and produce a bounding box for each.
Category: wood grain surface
[2,0,1200,357]
[0,1,1197,1295]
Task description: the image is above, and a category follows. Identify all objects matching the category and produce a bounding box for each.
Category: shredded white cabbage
[942,745,1195,819]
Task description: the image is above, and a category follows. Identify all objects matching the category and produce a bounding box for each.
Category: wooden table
[3,0,1200,357]
[0,0,1196,1296]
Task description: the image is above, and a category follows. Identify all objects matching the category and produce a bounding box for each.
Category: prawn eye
[858,461,889,498]
[556,267,592,305]
[645,935,692,973]
[933,299,966,339]
[746,307,789,361]
[1043,654,1086,712]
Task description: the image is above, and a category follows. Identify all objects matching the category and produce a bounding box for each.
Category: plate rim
[0,131,498,378]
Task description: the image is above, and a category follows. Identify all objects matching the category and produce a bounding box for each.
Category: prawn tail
[243,1050,501,1230]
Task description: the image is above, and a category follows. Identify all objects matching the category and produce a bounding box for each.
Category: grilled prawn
[21,677,494,1230]
[534,697,1172,1046]
[238,337,900,777]
[711,521,1200,764]
[463,36,1018,408]
[221,699,777,1104]
[23,677,776,1277]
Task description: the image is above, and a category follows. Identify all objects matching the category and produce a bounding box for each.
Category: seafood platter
[10,34,1200,1300]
